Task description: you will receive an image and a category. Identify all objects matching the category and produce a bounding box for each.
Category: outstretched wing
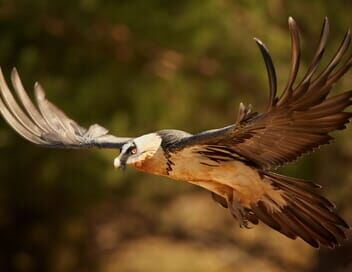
[168,17,352,169]
[0,68,131,149]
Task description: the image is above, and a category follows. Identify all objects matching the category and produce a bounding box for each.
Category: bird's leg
[227,190,250,229]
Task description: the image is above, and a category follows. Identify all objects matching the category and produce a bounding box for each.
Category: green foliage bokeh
[0,1,351,271]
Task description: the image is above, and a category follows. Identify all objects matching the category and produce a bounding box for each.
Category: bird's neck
[130,148,168,176]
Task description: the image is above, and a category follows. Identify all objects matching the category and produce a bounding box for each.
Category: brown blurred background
[0,1,351,271]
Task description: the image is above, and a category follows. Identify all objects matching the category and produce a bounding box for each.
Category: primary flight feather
[1,17,351,249]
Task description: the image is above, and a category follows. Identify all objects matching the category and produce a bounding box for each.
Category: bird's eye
[130,147,137,155]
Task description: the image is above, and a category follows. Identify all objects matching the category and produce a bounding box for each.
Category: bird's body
[0,17,351,248]
[131,131,285,213]
[164,155,283,210]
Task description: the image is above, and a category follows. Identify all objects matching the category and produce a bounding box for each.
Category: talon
[227,191,251,229]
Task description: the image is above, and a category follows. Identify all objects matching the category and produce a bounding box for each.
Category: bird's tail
[250,172,350,248]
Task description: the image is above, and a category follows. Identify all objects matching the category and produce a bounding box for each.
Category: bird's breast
[131,149,168,176]
[165,147,280,207]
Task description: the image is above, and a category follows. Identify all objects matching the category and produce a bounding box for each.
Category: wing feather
[0,68,131,149]
[279,17,300,105]
[169,18,352,169]
[254,38,277,111]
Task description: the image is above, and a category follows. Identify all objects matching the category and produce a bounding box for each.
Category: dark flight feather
[254,38,277,111]
[280,17,300,104]
[170,17,352,170]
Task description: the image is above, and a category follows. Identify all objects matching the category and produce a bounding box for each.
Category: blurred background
[0,0,351,271]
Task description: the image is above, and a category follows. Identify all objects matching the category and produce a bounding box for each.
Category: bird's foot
[227,191,251,229]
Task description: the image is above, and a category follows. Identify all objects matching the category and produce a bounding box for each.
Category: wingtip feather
[253,37,277,110]
[34,82,45,100]
[288,16,296,26]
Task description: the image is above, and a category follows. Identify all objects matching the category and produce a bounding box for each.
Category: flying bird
[0,17,351,249]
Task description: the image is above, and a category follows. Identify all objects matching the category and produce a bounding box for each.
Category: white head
[114,133,162,169]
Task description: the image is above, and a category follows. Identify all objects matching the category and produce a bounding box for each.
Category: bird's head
[113,133,162,169]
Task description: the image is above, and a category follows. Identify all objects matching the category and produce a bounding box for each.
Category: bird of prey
[0,17,351,249]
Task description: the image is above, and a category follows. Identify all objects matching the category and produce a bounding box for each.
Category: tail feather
[209,172,349,248]
[257,172,350,248]
[293,195,348,229]
[323,221,347,240]
[270,212,299,239]
[251,201,281,230]
[285,200,339,247]
[266,172,335,209]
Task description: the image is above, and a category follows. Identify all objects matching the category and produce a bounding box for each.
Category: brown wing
[0,68,131,149]
[170,17,352,169]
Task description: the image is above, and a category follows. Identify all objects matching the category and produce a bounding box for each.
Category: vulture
[1,17,351,248]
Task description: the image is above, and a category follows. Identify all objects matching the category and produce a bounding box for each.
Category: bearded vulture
[0,17,351,249]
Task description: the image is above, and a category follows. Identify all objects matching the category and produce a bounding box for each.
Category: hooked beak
[113,157,126,171]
